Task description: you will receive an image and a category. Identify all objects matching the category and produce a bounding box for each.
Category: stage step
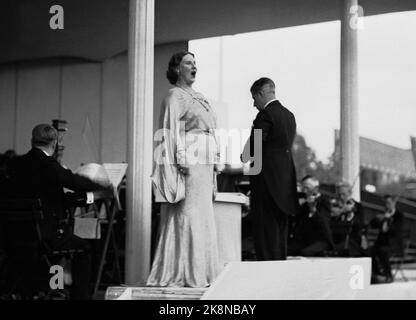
[104,259,416,300]
[202,257,372,300]
[355,281,416,299]
[105,286,207,300]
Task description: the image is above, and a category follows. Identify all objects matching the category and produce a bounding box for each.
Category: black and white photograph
[1,0,416,307]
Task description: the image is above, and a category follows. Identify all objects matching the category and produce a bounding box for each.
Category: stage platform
[355,281,416,299]
[105,258,416,300]
[105,286,206,300]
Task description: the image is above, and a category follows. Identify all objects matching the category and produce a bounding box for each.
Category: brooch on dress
[177,86,211,112]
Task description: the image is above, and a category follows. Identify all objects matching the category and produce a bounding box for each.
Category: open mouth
[191,71,196,77]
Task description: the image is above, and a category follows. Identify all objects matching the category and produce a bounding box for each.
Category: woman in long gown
[147,51,221,287]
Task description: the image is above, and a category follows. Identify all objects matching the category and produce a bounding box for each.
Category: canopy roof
[2,0,416,63]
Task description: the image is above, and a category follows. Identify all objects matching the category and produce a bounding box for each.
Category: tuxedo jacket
[330,200,364,246]
[371,210,404,253]
[292,196,334,248]
[249,100,299,216]
[4,148,103,238]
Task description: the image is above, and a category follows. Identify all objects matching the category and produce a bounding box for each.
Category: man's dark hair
[166,51,195,85]
[31,124,58,147]
[250,77,275,95]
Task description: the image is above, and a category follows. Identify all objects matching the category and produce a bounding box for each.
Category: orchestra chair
[390,231,416,282]
[0,198,83,299]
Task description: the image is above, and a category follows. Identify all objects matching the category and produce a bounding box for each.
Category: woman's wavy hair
[166,51,195,85]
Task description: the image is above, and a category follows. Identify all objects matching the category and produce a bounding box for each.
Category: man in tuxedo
[330,182,365,257]
[288,176,334,257]
[3,124,111,299]
[242,77,299,260]
[370,195,404,282]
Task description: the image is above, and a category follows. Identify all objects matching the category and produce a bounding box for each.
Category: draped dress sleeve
[151,89,187,203]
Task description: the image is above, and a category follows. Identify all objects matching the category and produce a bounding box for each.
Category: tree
[292,134,339,184]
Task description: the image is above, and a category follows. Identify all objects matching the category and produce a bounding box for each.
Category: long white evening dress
[147,86,221,287]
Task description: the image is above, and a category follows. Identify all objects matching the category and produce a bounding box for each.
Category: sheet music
[74,162,128,210]
[103,163,128,211]
[74,162,127,188]
[103,163,128,188]
[74,163,111,187]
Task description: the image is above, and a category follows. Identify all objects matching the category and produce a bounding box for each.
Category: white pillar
[218,36,224,102]
[340,0,360,200]
[126,0,154,285]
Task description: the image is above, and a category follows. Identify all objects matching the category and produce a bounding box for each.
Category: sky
[189,11,416,163]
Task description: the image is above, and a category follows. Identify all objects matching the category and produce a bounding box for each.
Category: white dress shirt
[264,98,278,110]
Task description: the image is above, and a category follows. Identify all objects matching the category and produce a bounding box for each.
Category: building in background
[334,130,416,198]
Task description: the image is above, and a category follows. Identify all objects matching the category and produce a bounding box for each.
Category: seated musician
[329,182,365,257]
[2,124,112,299]
[369,195,404,283]
[288,176,334,257]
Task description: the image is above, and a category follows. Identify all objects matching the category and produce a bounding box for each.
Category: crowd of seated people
[288,175,407,283]
[288,177,365,258]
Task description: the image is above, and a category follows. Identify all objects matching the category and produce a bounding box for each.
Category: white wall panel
[61,60,101,170]
[101,53,128,164]
[15,60,60,154]
[0,64,17,152]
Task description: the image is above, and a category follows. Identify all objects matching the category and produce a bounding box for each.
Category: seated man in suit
[370,195,404,283]
[288,176,334,256]
[3,124,112,299]
[331,182,366,257]
[329,182,365,257]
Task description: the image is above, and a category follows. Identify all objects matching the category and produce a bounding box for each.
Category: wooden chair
[0,198,84,299]
[365,225,416,282]
[0,198,46,298]
[390,238,416,282]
